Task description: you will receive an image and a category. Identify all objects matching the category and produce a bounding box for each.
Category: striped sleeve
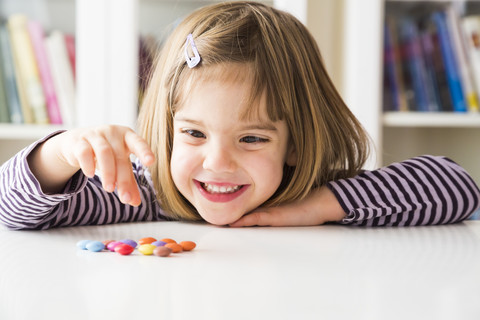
[0,135,168,230]
[326,155,480,227]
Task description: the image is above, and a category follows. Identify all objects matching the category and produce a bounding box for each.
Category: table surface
[1,221,480,320]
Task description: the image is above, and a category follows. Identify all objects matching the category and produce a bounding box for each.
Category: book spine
[64,34,76,81]
[0,25,23,123]
[432,11,467,112]
[461,16,480,112]
[8,14,48,123]
[446,6,479,112]
[399,18,430,112]
[28,20,63,125]
[45,30,76,126]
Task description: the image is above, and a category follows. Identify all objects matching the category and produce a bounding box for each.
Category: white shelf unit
[377,0,480,184]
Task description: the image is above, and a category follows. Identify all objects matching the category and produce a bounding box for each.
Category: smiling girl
[0,2,478,230]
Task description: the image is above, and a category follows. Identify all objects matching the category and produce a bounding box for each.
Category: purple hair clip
[184,33,201,68]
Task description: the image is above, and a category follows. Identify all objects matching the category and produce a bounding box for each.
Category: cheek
[170,143,197,192]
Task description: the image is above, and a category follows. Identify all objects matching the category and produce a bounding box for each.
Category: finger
[84,134,117,192]
[229,210,274,227]
[115,153,142,206]
[124,130,155,166]
[73,138,96,178]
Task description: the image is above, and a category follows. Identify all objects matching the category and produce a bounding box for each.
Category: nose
[202,141,236,173]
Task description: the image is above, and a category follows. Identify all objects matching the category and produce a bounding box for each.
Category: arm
[0,127,165,230]
[230,155,480,227]
[328,155,480,226]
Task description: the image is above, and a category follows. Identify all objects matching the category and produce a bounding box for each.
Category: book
[0,24,23,123]
[7,14,49,123]
[45,30,76,126]
[28,20,63,124]
[398,17,431,112]
[446,6,479,112]
[0,29,10,123]
[432,11,467,112]
[461,15,480,112]
[64,34,76,81]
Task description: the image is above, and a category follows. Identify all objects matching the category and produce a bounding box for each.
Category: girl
[0,2,478,230]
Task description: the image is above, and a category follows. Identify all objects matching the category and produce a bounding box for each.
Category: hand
[229,186,346,227]
[29,125,155,207]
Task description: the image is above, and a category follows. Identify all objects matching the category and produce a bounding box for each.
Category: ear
[285,143,297,166]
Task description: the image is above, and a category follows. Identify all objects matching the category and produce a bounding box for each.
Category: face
[170,67,295,225]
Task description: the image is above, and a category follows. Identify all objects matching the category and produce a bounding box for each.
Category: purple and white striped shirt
[1,137,479,230]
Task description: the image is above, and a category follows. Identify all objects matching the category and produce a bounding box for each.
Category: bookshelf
[376,0,480,184]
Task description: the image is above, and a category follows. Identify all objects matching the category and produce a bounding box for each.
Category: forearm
[327,155,480,227]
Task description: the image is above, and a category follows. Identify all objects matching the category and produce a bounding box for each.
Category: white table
[1,221,480,320]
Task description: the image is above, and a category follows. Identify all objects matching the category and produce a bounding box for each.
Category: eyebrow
[174,116,278,131]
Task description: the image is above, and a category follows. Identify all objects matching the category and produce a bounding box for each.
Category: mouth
[194,180,248,202]
[200,182,243,194]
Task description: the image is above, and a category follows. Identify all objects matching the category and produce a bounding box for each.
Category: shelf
[383,112,480,127]
[0,124,67,140]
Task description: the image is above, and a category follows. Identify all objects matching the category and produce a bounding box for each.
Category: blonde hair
[138,1,370,221]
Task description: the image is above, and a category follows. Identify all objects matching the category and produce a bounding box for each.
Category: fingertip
[143,154,155,166]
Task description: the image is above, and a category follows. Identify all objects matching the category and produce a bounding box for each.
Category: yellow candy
[138,244,156,255]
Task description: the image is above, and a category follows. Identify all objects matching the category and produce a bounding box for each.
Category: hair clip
[184,33,201,68]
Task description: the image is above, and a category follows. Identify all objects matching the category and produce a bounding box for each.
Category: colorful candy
[165,243,183,253]
[86,241,105,252]
[151,240,167,247]
[138,237,157,245]
[179,241,196,251]
[76,239,91,250]
[77,237,196,257]
[114,244,134,255]
[138,244,156,255]
[120,239,137,248]
[107,241,123,252]
[153,246,172,257]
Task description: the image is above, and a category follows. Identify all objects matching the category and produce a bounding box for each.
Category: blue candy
[86,241,106,252]
[76,239,92,250]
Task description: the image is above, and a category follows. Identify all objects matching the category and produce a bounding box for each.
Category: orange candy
[179,241,196,251]
[161,238,177,244]
[138,237,157,245]
[165,243,183,253]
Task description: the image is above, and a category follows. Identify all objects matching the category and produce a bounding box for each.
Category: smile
[201,183,242,194]
[194,180,249,203]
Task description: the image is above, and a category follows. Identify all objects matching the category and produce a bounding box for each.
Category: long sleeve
[326,155,480,227]
[0,136,169,230]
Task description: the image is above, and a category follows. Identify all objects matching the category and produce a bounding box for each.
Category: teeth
[202,183,241,194]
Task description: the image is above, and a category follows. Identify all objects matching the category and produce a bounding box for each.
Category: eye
[182,129,206,139]
[240,136,269,143]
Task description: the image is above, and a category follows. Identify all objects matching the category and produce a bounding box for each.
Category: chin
[200,212,239,226]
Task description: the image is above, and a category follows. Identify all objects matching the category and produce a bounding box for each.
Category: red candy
[114,244,134,255]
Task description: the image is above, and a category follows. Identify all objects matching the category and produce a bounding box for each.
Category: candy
[151,240,167,247]
[76,239,91,250]
[78,237,196,257]
[165,243,183,253]
[138,237,157,245]
[161,238,177,244]
[115,244,134,255]
[120,239,137,248]
[107,241,123,252]
[138,244,156,255]
[179,241,196,251]
[153,246,172,257]
[102,240,115,247]
[86,241,105,252]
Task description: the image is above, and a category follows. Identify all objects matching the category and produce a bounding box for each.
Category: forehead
[174,63,266,121]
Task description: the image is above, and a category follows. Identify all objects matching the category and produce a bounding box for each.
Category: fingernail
[121,192,131,203]
[106,184,115,192]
